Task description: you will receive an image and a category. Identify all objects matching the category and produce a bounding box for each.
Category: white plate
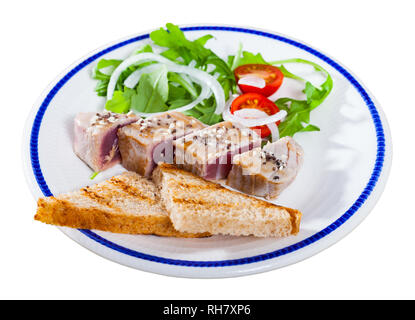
[22,24,392,278]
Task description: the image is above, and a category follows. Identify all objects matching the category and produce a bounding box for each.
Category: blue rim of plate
[30,26,385,268]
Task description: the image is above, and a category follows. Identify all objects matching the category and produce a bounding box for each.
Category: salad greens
[130,65,169,114]
[92,23,333,137]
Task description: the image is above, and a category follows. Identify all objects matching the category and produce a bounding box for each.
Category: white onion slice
[223,97,287,127]
[188,60,197,68]
[107,52,225,115]
[179,73,194,88]
[266,122,279,142]
[233,108,280,142]
[233,108,267,118]
[238,75,266,88]
[206,64,216,73]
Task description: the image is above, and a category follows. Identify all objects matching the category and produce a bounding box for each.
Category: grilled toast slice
[152,163,302,238]
[35,171,208,238]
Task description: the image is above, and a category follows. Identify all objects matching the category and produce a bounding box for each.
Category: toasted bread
[35,171,208,238]
[153,163,301,238]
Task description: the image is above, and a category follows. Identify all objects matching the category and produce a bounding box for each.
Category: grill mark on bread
[80,186,131,214]
[174,181,222,191]
[108,177,156,204]
[172,197,236,209]
[168,180,278,209]
[81,187,113,207]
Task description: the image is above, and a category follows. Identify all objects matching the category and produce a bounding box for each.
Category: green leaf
[299,124,320,132]
[230,43,243,70]
[278,64,306,81]
[183,108,203,119]
[90,171,100,180]
[168,84,189,101]
[105,91,131,113]
[131,44,153,55]
[199,112,223,125]
[231,51,268,69]
[96,59,122,70]
[92,59,122,81]
[192,96,223,125]
[194,34,214,46]
[168,98,193,109]
[148,64,169,101]
[131,66,169,113]
[168,72,198,98]
[95,79,109,96]
[227,55,235,69]
[276,97,320,138]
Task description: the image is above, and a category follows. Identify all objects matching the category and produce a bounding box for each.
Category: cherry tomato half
[234,64,284,97]
[230,93,280,138]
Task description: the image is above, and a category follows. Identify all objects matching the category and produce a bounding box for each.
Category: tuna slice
[226,136,304,199]
[73,111,139,172]
[117,111,206,177]
[174,121,261,180]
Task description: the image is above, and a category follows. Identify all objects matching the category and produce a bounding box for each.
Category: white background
[1,0,413,299]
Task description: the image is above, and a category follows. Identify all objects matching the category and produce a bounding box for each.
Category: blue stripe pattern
[30,26,385,267]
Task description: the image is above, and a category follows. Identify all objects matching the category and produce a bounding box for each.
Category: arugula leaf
[278,64,306,81]
[93,59,122,79]
[198,110,223,125]
[131,65,169,113]
[192,96,223,125]
[276,72,332,138]
[168,83,189,100]
[229,43,243,70]
[194,34,214,46]
[169,98,193,110]
[130,44,153,55]
[231,51,268,69]
[92,59,122,96]
[105,90,131,113]
[94,79,109,97]
[168,72,198,98]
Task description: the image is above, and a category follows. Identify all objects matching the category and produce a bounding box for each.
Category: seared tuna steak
[73,111,139,172]
[117,112,206,177]
[226,136,303,199]
[174,121,261,180]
